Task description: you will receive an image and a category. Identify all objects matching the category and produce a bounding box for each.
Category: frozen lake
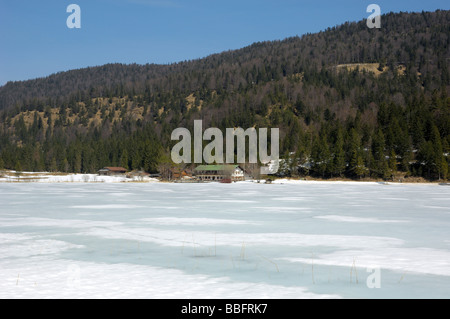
[0,181,449,299]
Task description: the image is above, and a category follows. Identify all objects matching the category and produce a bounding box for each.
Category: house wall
[195,169,244,181]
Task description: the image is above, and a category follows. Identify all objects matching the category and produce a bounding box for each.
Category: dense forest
[0,10,449,181]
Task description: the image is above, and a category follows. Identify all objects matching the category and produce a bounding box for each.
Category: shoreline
[272,176,448,185]
[0,170,448,185]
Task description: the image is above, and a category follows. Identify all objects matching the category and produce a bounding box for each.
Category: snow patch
[71,204,144,209]
[140,217,259,226]
[0,239,83,259]
[79,226,404,249]
[280,247,450,277]
[315,215,408,224]
[0,258,339,299]
[0,217,122,229]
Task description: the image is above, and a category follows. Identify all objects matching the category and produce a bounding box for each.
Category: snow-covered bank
[272,178,376,185]
[0,171,159,183]
[271,178,441,186]
[1,171,444,185]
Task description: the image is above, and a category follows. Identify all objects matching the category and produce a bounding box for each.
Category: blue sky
[0,0,448,86]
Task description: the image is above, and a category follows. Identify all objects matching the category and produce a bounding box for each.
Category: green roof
[194,165,240,171]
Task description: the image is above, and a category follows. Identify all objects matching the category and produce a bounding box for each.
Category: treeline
[0,120,163,174]
[280,91,449,180]
[0,87,448,180]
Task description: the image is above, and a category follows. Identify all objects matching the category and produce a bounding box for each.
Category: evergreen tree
[417,141,434,179]
[440,158,448,181]
[354,154,369,179]
[63,158,70,173]
[443,138,449,155]
[332,127,346,177]
[120,150,129,170]
[400,149,412,175]
[430,125,445,180]
[15,160,22,178]
[372,129,389,178]
[74,151,82,173]
[348,128,362,177]
[50,157,58,172]
[311,133,329,178]
[389,149,397,174]
[295,129,311,176]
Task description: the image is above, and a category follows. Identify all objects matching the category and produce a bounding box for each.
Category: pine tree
[332,127,346,177]
[430,125,445,180]
[311,133,329,178]
[372,129,389,178]
[53,157,60,172]
[443,138,450,155]
[348,128,362,177]
[417,141,434,179]
[295,129,311,176]
[15,160,22,178]
[63,158,70,173]
[120,150,129,170]
[400,149,412,176]
[74,151,82,173]
[354,154,369,179]
[389,149,397,173]
[441,158,448,181]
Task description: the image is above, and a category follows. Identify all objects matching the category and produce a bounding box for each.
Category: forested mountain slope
[0,10,449,180]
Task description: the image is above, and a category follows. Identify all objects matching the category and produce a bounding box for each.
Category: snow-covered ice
[0,181,449,298]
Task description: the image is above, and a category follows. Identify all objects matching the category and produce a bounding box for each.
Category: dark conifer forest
[0,10,449,180]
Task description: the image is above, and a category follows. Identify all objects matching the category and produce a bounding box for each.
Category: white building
[193,165,245,182]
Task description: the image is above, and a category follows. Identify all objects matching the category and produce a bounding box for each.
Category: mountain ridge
[1,10,448,110]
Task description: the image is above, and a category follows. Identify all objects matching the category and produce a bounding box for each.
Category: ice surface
[0,180,449,299]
